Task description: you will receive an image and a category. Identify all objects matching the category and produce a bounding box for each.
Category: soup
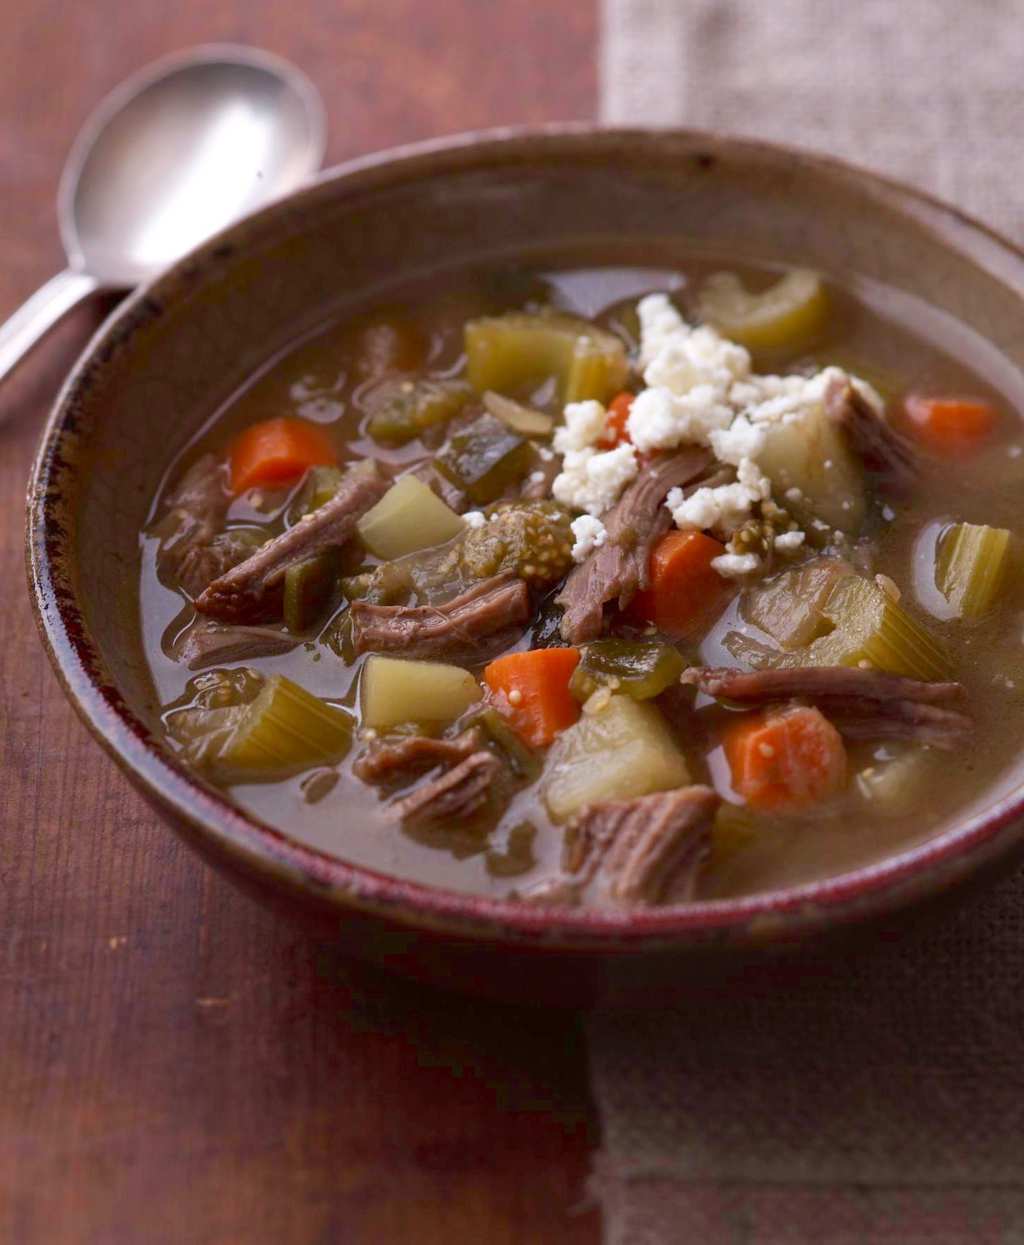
[140,256,1024,906]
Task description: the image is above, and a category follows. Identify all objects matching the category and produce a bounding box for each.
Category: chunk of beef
[683,665,972,749]
[827,375,917,491]
[354,727,483,785]
[196,460,388,623]
[563,786,719,906]
[387,750,502,825]
[557,448,714,644]
[350,574,530,661]
[172,617,298,671]
[156,454,232,596]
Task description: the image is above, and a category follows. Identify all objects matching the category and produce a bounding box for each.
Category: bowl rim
[26,122,1024,951]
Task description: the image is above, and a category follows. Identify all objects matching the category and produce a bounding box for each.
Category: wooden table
[1,4,600,1240]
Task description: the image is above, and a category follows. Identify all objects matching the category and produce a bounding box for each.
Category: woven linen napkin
[592,2,1024,1241]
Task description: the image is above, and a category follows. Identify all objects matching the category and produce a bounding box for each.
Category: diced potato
[543,695,691,822]
[698,269,829,353]
[465,312,628,405]
[758,403,866,534]
[740,558,849,649]
[936,522,1012,620]
[357,475,464,561]
[360,656,482,731]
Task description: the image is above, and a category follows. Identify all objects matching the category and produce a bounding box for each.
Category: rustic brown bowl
[27,126,1024,1006]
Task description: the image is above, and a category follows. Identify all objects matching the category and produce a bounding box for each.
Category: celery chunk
[740,558,849,650]
[793,575,952,680]
[698,269,829,353]
[936,522,1012,620]
[465,312,628,404]
[211,682,353,776]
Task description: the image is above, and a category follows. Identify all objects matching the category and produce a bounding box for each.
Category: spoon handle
[0,268,103,391]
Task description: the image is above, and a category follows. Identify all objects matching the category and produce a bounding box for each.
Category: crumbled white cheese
[553,400,607,454]
[773,530,806,552]
[711,552,761,578]
[636,292,687,368]
[785,487,803,503]
[709,414,766,466]
[627,384,734,453]
[569,514,608,562]
[552,443,639,516]
[528,470,547,485]
[538,446,555,461]
[666,458,771,536]
[462,510,486,529]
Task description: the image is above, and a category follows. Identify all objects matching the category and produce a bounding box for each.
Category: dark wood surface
[0,4,600,1241]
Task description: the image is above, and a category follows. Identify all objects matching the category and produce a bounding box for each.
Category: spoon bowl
[61,46,325,286]
[0,44,324,396]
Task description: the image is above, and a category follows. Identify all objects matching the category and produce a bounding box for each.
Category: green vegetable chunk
[569,639,686,703]
[936,522,1012,620]
[365,377,474,446]
[435,411,533,503]
[740,558,850,650]
[459,500,574,585]
[789,575,952,680]
[283,552,339,633]
[361,656,482,731]
[465,312,628,405]
[698,269,829,353]
[288,465,344,521]
[357,475,464,560]
[466,706,542,781]
[171,672,352,781]
[543,695,691,822]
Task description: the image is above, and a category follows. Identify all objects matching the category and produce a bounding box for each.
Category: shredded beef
[827,375,917,490]
[196,460,388,622]
[156,454,232,596]
[683,665,972,749]
[388,750,501,825]
[350,574,530,660]
[354,727,483,785]
[557,448,714,643]
[173,618,298,671]
[562,786,719,906]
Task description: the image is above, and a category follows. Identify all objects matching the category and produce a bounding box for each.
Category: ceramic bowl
[27,127,1024,1006]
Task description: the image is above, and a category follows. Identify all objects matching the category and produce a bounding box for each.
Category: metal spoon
[0,44,325,397]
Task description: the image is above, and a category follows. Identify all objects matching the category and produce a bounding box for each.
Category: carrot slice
[903,394,997,456]
[722,705,846,812]
[628,530,732,638]
[229,418,337,495]
[483,648,581,748]
[599,391,635,447]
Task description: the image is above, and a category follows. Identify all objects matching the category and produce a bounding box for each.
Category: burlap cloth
[591,3,1024,1241]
